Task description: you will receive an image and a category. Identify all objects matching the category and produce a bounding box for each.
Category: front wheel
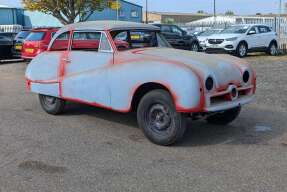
[190,42,199,52]
[236,42,248,58]
[206,107,241,125]
[137,90,187,146]
[39,94,66,115]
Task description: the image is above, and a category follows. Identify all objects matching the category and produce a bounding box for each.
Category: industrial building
[0,0,142,31]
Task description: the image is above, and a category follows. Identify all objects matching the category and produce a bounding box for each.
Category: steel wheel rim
[191,44,198,52]
[239,45,246,56]
[42,96,56,107]
[148,104,172,133]
[270,45,277,55]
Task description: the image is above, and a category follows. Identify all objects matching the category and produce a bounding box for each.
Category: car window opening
[110,30,170,51]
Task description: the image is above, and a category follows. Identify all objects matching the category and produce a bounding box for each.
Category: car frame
[26,21,256,145]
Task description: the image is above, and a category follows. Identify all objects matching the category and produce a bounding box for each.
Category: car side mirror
[248,30,256,35]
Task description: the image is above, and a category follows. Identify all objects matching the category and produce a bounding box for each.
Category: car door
[61,31,113,107]
[169,25,186,49]
[258,26,272,47]
[245,26,261,49]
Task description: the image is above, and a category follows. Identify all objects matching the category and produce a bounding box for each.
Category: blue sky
[0,0,283,15]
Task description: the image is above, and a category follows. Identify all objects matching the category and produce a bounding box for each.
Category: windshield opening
[26,32,46,41]
[16,31,31,39]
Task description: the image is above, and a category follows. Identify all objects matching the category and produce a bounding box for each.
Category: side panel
[108,53,202,112]
[30,82,60,97]
[61,51,112,107]
[25,51,62,82]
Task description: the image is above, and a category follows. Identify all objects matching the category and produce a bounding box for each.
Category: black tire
[137,90,186,146]
[190,42,199,52]
[236,42,248,58]
[39,94,66,115]
[267,41,278,56]
[206,107,241,125]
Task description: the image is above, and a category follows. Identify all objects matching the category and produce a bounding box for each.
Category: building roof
[121,0,143,8]
[61,20,159,32]
[148,11,211,16]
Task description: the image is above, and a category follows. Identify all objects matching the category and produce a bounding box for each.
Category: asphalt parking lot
[0,54,287,192]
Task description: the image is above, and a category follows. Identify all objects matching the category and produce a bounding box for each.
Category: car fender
[108,59,203,112]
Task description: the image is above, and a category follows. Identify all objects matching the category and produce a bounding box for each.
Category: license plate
[25,48,34,53]
[210,44,219,48]
[131,34,141,40]
[15,45,22,50]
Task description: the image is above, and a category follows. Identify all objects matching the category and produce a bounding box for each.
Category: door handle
[62,58,71,63]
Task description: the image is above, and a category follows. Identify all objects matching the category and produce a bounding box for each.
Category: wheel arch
[269,39,278,47]
[238,40,248,49]
[130,82,175,112]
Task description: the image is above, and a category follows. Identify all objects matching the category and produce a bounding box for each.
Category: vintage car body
[25,21,256,145]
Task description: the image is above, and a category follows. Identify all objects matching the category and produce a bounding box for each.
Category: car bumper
[205,95,254,112]
[204,85,255,112]
[205,40,238,52]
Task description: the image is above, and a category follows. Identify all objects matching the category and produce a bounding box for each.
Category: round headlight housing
[205,77,214,91]
[243,71,250,83]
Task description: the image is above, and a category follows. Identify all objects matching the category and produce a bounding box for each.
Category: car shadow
[63,102,286,147]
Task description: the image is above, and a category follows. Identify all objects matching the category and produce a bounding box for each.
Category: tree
[225,10,235,16]
[197,10,204,14]
[22,0,117,25]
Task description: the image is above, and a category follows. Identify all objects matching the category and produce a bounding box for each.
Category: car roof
[60,20,160,32]
[231,24,269,27]
[31,28,59,32]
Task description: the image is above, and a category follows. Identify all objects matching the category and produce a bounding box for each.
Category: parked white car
[205,24,278,57]
[197,29,223,50]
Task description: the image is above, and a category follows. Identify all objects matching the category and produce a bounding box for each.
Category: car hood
[197,36,209,42]
[207,33,242,39]
[132,48,252,89]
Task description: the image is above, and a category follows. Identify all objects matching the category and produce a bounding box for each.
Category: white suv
[205,24,278,57]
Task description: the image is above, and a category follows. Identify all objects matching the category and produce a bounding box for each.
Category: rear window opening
[15,31,31,40]
[26,32,46,41]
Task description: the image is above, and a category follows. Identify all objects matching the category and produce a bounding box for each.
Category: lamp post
[117,0,119,20]
[213,0,216,26]
[278,0,282,40]
[146,0,148,24]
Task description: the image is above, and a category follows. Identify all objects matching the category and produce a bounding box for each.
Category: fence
[185,16,287,53]
[0,25,23,33]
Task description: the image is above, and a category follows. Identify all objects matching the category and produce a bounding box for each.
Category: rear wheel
[236,42,248,58]
[267,41,278,56]
[137,90,186,146]
[39,94,66,115]
[206,107,241,125]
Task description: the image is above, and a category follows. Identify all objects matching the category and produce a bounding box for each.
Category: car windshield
[26,32,45,41]
[221,26,249,34]
[15,31,31,39]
